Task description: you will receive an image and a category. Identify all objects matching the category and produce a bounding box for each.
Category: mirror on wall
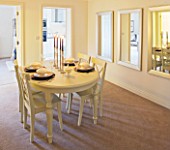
[96,11,114,62]
[117,9,142,70]
[149,6,170,77]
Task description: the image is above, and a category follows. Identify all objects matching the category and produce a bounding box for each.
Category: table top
[30,68,99,93]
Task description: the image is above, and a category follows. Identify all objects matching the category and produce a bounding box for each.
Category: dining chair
[152,47,162,71]
[14,61,42,123]
[65,52,91,110]
[162,49,170,73]
[18,70,63,142]
[68,57,107,126]
[14,60,23,123]
[77,52,91,63]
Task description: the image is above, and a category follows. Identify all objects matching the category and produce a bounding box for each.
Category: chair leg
[99,94,103,117]
[19,95,23,123]
[58,93,61,98]
[19,94,22,112]
[89,98,93,108]
[78,97,85,126]
[67,93,73,113]
[30,114,35,142]
[23,106,27,129]
[56,102,63,131]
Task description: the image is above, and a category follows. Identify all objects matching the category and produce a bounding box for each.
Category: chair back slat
[91,57,107,92]
[14,61,22,94]
[18,69,34,113]
[78,52,91,63]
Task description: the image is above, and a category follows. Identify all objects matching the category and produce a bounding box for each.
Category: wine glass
[49,60,54,71]
[74,60,79,68]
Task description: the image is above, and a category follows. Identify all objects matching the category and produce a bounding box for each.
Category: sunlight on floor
[6,60,14,71]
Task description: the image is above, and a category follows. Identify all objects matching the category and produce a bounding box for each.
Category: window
[96,11,114,62]
[51,9,66,23]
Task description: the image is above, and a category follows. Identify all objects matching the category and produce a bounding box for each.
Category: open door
[15,6,23,65]
[42,7,71,60]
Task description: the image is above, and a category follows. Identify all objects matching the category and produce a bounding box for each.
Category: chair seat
[76,88,92,97]
[31,87,42,95]
[33,93,61,113]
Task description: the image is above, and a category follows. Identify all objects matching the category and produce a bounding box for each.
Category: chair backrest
[91,57,107,92]
[77,52,91,63]
[18,69,34,113]
[14,60,23,98]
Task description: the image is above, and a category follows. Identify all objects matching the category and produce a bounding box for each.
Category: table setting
[24,62,43,72]
[31,68,55,80]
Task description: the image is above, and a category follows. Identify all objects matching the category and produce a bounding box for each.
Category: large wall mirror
[96,11,114,62]
[149,6,170,78]
[118,9,142,70]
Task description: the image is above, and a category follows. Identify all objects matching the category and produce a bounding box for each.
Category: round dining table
[30,68,99,143]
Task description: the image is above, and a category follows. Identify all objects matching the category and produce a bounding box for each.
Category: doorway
[0,4,22,85]
[0,4,23,64]
[42,7,72,60]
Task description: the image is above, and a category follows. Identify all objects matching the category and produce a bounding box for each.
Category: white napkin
[79,62,90,68]
[36,68,52,74]
[65,58,75,63]
[30,62,42,67]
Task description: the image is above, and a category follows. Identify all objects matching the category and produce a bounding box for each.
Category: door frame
[40,4,73,60]
[0,1,24,65]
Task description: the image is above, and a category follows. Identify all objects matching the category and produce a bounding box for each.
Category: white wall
[6,0,88,64]
[0,6,16,58]
[88,0,170,109]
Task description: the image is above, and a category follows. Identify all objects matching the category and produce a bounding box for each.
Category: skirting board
[108,79,170,110]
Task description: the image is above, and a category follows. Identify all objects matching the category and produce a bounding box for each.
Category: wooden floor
[0,59,170,150]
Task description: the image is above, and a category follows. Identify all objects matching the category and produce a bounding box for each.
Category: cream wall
[0,0,88,64]
[88,0,170,108]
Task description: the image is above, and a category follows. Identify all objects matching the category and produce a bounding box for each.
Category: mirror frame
[96,11,114,62]
[117,8,143,71]
[148,6,170,79]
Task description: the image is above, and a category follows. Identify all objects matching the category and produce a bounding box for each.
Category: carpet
[0,59,16,85]
[0,58,170,150]
[0,81,170,150]
[6,60,14,71]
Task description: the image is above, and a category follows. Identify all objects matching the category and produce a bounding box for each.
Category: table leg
[93,94,98,124]
[67,93,73,113]
[45,92,53,143]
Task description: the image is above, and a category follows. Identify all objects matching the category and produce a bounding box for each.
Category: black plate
[63,62,75,66]
[24,67,37,72]
[31,73,55,80]
[25,66,45,73]
[75,66,94,73]
[63,60,78,66]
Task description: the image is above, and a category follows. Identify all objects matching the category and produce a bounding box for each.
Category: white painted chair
[68,57,107,126]
[65,52,91,110]
[14,61,42,123]
[77,52,91,63]
[18,70,63,142]
[14,60,23,123]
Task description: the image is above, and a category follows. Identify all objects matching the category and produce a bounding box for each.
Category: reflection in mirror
[118,9,142,70]
[150,6,170,75]
[96,11,113,62]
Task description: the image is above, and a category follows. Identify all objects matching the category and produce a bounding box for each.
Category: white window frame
[96,11,114,62]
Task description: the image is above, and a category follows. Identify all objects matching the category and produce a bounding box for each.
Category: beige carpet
[0,59,170,150]
[0,58,16,85]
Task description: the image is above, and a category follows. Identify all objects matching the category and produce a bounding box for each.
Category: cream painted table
[30,68,99,143]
